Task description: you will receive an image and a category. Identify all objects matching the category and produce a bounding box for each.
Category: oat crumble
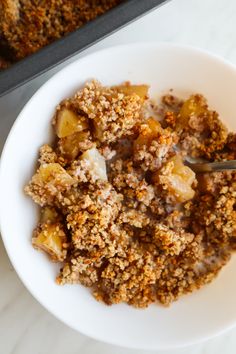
[0,0,123,67]
[25,81,236,308]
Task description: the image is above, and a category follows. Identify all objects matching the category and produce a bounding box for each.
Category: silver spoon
[184,158,236,173]
[173,146,236,173]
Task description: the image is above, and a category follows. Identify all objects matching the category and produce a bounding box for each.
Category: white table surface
[1,0,236,353]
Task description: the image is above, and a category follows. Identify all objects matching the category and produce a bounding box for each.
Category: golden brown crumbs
[25,81,236,308]
[0,0,123,67]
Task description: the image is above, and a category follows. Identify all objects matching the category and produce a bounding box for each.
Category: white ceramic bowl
[1,43,236,351]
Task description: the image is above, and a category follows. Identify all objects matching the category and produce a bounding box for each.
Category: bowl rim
[1,42,236,351]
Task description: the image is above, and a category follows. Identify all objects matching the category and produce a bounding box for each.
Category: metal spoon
[173,145,236,173]
[184,158,236,173]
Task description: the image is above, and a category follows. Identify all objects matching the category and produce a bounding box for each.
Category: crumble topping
[25,81,236,308]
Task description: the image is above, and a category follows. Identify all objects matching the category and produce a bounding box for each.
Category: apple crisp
[25,81,236,307]
[0,0,123,68]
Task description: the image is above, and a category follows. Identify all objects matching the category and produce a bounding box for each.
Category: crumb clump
[25,81,236,308]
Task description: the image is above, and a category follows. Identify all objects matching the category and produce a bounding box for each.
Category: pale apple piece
[25,163,74,206]
[163,174,195,203]
[58,131,90,161]
[145,117,162,134]
[154,155,196,203]
[114,84,149,100]
[55,108,88,138]
[134,118,162,148]
[40,207,59,224]
[170,155,196,186]
[80,148,107,181]
[34,163,74,188]
[177,94,207,129]
[32,223,67,262]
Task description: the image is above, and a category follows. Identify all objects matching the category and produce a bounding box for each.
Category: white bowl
[1,43,236,351]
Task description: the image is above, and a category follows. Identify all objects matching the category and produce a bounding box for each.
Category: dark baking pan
[0,0,168,97]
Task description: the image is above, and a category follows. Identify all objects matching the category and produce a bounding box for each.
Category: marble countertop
[1,0,236,353]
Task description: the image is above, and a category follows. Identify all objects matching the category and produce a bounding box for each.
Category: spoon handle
[185,160,236,173]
